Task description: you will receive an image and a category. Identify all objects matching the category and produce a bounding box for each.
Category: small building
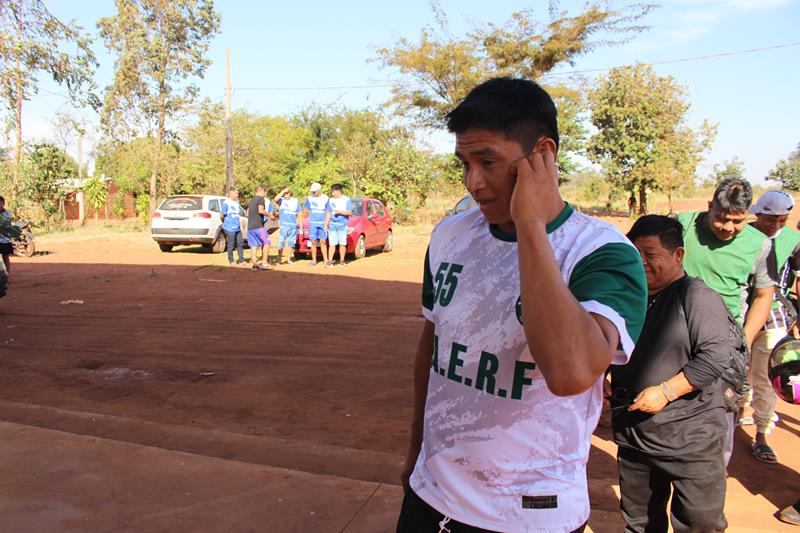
[62,176,136,221]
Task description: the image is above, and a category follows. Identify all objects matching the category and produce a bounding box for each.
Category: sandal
[752,442,778,464]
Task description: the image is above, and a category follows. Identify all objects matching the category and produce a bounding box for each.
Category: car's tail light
[193,212,212,218]
[152,212,161,218]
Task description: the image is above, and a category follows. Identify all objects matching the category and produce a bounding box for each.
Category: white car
[151,195,239,253]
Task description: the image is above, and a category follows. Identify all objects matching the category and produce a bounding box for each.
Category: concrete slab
[0,421,399,532]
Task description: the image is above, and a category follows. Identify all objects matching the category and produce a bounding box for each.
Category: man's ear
[535,138,558,155]
[674,246,685,265]
[707,200,713,211]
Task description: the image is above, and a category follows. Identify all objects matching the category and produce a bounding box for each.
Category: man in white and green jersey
[397,78,647,533]
[676,178,775,465]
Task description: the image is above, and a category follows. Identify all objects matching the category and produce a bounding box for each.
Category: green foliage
[0,0,98,200]
[710,157,746,185]
[99,0,221,214]
[23,144,76,229]
[376,2,651,127]
[135,194,150,223]
[766,145,800,192]
[98,102,446,215]
[83,177,108,220]
[374,2,650,177]
[587,62,715,213]
[112,193,127,219]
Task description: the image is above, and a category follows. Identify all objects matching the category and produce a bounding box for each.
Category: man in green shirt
[677,178,775,464]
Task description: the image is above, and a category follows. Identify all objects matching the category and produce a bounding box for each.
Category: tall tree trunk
[12,4,23,203]
[668,191,674,215]
[638,183,647,215]
[149,96,166,219]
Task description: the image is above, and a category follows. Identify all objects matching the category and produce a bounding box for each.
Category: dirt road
[0,220,798,532]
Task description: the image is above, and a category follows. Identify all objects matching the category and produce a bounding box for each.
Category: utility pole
[225,49,235,192]
[77,129,85,225]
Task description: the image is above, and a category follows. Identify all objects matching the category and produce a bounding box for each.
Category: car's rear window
[159,197,203,211]
[352,200,365,217]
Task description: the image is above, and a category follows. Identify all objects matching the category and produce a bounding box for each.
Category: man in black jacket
[610,215,730,533]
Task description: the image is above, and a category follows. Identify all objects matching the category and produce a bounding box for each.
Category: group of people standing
[610,182,800,531]
[397,76,798,533]
[216,181,353,270]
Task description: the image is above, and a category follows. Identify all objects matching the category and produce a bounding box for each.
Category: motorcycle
[12,221,35,257]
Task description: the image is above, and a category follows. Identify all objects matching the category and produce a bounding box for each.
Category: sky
[16,0,800,183]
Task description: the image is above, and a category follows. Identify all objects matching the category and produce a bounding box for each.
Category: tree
[0,0,98,202]
[98,0,221,218]
[377,2,651,126]
[766,144,800,192]
[587,63,714,214]
[710,157,746,184]
[375,2,651,177]
[23,143,76,230]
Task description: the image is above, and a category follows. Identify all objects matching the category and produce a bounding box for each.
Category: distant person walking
[302,182,331,267]
[246,185,275,271]
[328,184,353,266]
[628,194,637,216]
[611,215,729,533]
[742,190,800,464]
[0,196,13,276]
[221,187,245,266]
[275,187,301,264]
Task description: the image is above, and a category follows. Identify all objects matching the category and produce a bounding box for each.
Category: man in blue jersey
[275,186,301,265]
[220,186,245,266]
[302,182,331,267]
[328,184,353,266]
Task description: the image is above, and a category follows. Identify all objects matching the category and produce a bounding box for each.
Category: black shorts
[396,488,587,533]
[0,242,12,255]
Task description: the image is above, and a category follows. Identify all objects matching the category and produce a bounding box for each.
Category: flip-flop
[752,442,778,464]
[737,416,754,427]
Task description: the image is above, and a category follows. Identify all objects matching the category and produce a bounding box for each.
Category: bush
[135,194,150,223]
[112,193,127,219]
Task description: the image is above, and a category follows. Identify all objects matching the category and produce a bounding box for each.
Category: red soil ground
[0,212,798,532]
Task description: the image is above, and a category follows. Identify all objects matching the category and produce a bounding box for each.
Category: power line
[541,41,800,78]
[233,84,394,91]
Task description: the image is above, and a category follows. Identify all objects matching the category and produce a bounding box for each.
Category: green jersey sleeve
[422,246,435,313]
[568,242,647,349]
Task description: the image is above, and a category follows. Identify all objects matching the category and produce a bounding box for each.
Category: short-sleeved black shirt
[247,196,266,231]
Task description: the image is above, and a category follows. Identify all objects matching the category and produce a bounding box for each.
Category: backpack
[677,276,750,412]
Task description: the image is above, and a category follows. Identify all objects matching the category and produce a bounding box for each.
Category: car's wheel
[158,243,174,253]
[211,231,226,253]
[383,230,393,252]
[353,234,366,259]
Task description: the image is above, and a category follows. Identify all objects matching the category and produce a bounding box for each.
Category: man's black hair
[331,184,343,192]
[711,178,752,213]
[228,186,238,193]
[445,77,559,152]
[0,196,4,203]
[627,215,684,253]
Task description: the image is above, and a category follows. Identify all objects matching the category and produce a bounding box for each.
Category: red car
[296,198,393,259]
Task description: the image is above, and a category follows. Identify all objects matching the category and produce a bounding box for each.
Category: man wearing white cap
[743,190,800,465]
[302,182,331,266]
